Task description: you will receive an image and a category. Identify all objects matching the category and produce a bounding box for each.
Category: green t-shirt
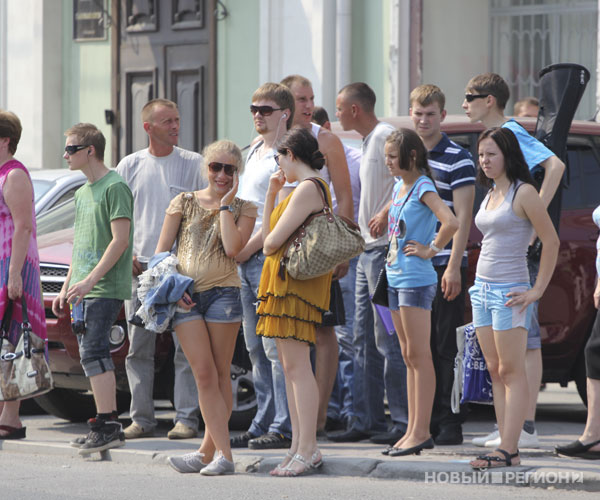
[71,170,134,300]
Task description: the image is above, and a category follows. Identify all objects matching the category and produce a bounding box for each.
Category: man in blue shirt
[462,72,565,449]
[410,84,475,445]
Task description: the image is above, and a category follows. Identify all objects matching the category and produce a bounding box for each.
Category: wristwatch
[219,205,233,212]
[429,241,442,254]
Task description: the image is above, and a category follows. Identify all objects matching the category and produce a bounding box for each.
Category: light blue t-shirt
[593,205,600,276]
[386,175,438,288]
[502,119,554,171]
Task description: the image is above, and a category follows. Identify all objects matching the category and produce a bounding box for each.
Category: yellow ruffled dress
[256,180,333,345]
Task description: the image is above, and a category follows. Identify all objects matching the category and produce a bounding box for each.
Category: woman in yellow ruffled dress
[257,127,332,476]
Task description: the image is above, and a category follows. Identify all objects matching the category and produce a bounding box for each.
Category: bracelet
[219,205,232,212]
[429,241,442,254]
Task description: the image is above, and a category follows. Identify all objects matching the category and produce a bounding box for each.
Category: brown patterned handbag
[0,296,53,401]
[278,177,365,281]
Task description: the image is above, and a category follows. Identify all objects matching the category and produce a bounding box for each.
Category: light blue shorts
[387,284,437,311]
[172,286,242,326]
[469,278,533,331]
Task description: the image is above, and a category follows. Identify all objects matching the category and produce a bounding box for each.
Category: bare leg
[580,377,600,451]
[0,400,22,435]
[315,325,339,431]
[390,309,412,449]
[175,319,238,462]
[89,371,117,413]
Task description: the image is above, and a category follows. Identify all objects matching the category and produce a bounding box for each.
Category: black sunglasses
[250,105,283,117]
[465,94,490,103]
[208,162,237,177]
[64,145,89,155]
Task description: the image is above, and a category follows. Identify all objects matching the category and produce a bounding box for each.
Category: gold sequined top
[166,192,257,292]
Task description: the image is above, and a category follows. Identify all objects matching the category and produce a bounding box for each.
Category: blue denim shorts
[172,286,242,327]
[77,298,122,377]
[469,278,533,331]
[387,284,437,311]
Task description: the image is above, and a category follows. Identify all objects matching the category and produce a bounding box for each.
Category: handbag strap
[303,177,332,212]
[388,180,419,244]
[1,296,31,357]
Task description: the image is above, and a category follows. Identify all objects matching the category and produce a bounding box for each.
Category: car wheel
[229,364,256,430]
[35,388,131,422]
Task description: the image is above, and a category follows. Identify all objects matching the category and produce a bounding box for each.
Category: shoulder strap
[245,140,265,163]
[512,181,526,202]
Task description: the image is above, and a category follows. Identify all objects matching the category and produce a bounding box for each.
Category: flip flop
[0,425,26,440]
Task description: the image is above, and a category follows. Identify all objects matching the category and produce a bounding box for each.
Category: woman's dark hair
[385,128,435,184]
[277,126,325,170]
[476,127,535,189]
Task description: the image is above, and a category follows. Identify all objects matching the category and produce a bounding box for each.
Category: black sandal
[471,448,519,470]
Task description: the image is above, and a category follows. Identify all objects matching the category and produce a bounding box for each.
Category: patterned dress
[0,160,47,348]
[256,178,332,345]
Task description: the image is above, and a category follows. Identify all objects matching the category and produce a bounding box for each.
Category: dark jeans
[430,265,468,431]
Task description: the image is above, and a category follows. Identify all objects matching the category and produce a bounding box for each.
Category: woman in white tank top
[469,128,559,470]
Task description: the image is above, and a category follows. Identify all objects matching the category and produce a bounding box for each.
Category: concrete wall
[421,0,490,114]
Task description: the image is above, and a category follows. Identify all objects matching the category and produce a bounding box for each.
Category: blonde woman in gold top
[155,140,257,475]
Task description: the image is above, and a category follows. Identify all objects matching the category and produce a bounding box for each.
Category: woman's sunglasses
[250,105,283,117]
[208,162,237,177]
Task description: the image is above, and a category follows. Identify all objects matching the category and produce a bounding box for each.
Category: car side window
[562,136,600,210]
[52,187,79,210]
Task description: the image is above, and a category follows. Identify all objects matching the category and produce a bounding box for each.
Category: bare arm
[403,192,459,260]
[235,230,264,263]
[155,212,183,254]
[538,155,565,208]
[3,168,33,300]
[368,199,392,238]
[318,129,353,220]
[263,178,323,256]
[442,185,475,301]
[506,184,559,312]
[219,174,256,257]
[66,218,131,305]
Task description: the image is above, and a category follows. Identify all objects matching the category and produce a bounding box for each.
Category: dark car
[34,199,256,428]
[333,115,600,404]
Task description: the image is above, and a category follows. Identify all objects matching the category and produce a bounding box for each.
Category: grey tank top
[474,181,534,283]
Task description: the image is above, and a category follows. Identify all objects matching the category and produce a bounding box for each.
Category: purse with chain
[278,177,365,281]
[0,296,53,401]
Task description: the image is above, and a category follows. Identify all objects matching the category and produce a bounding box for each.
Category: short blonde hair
[141,99,178,123]
[410,84,445,112]
[64,123,106,161]
[202,139,244,176]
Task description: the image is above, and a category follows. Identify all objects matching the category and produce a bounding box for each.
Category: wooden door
[111,0,216,161]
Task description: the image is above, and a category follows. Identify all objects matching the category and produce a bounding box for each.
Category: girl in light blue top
[469,128,558,470]
[383,128,458,457]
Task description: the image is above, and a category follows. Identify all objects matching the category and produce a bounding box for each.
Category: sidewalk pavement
[1,386,599,491]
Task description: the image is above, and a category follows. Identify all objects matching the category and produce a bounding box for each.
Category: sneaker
[78,421,125,455]
[123,422,154,439]
[69,435,87,448]
[167,421,197,440]
[474,427,540,448]
[472,425,499,447]
[230,431,257,448]
[167,451,207,473]
[248,432,292,449]
[199,452,235,476]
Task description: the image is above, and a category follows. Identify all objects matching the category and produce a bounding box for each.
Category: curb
[3,439,600,491]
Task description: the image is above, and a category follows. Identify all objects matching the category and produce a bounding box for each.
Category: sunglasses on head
[250,105,283,117]
[64,145,89,155]
[465,93,490,103]
[208,162,237,177]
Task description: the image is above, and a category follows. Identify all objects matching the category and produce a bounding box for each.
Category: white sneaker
[168,451,207,473]
[472,426,499,447]
[474,427,540,448]
[200,452,235,476]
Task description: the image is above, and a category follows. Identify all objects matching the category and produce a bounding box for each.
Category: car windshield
[36,198,76,236]
[32,179,55,201]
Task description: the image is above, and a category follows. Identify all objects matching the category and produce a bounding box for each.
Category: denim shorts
[469,278,533,331]
[387,284,437,311]
[77,298,122,377]
[172,286,242,327]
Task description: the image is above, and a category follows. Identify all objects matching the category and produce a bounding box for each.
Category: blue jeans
[327,257,357,423]
[239,251,291,438]
[352,246,408,433]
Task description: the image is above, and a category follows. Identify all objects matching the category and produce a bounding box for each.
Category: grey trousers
[124,278,200,430]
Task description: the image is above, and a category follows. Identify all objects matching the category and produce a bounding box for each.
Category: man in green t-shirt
[52,123,133,455]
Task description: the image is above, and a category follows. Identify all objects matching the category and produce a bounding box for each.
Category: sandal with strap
[471,448,520,470]
[310,449,323,469]
[270,451,294,476]
[279,453,314,477]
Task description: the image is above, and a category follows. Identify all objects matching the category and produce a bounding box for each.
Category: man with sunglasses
[232,83,296,450]
[463,72,565,449]
[116,98,205,441]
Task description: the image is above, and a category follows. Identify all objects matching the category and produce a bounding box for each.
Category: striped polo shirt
[428,133,475,267]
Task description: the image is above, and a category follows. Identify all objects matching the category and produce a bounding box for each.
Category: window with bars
[490,0,597,119]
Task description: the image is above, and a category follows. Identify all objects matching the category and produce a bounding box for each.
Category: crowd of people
[1,70,599,476]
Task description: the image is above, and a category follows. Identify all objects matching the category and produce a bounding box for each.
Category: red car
[334,115,600,404]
